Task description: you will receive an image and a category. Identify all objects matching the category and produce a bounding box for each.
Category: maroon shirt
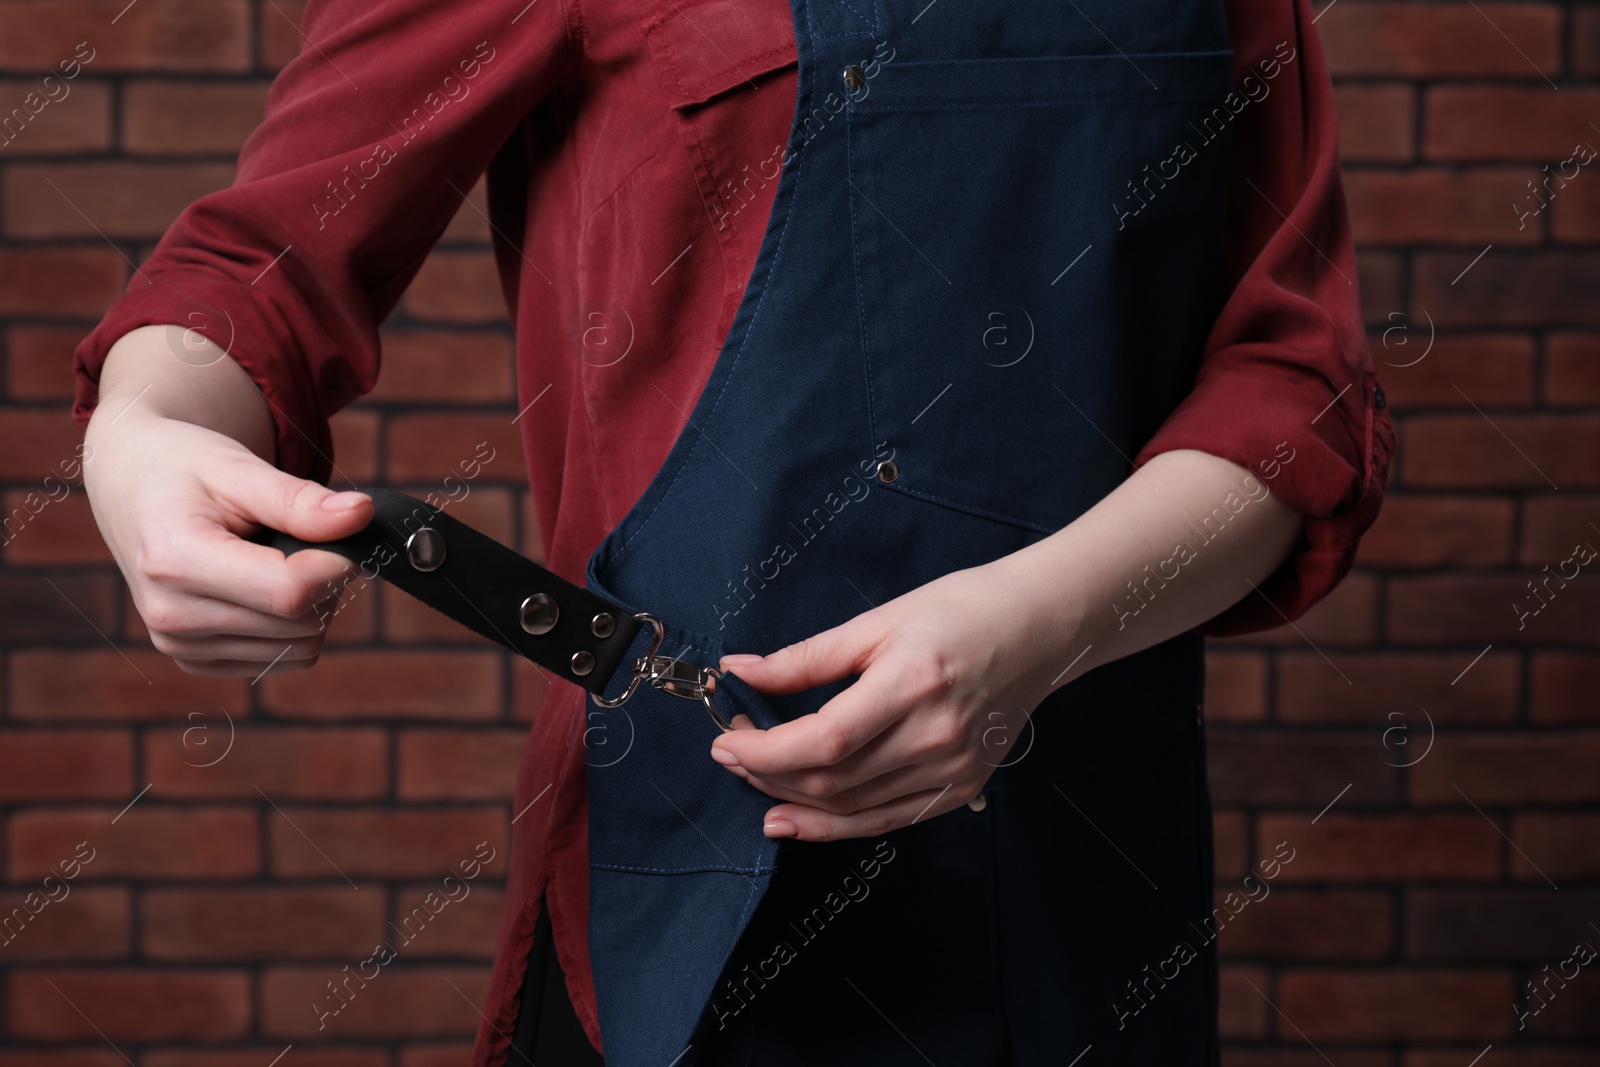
[71,0,1393,1058]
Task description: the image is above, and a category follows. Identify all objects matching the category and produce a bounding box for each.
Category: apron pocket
[845,50,1236,534]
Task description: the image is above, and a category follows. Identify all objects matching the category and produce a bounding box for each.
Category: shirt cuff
[71,272,337,484]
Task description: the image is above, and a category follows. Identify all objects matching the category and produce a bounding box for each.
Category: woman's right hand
[82,325,373,677]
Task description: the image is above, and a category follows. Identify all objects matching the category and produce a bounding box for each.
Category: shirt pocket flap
[643,0,798,108]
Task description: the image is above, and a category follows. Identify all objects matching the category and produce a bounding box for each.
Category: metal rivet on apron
[1373,382,1387,410]
[520,593,559,635]
[405,528,446,572]
[877,459,899,484]
[843,65,865,91]
[591,612,616,638]
[571,651,596,676]
[967,793,988,813]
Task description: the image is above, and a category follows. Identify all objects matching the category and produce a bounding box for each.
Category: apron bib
[585,1,1234,1062]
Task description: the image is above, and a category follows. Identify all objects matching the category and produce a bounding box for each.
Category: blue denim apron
[585,1,1233,1062]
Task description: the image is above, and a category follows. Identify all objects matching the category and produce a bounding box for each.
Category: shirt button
[967,793,988,813]
[843,65,866,91]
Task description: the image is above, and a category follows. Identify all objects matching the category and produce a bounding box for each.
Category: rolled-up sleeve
[1133,0,1397,636]
[71,0,572,482]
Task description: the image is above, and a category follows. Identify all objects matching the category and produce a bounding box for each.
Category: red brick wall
[0,0,1595,1062]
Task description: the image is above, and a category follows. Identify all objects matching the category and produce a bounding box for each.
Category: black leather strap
[251,488,643,695]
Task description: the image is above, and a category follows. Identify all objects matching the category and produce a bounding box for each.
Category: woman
[73,0,1391,1062]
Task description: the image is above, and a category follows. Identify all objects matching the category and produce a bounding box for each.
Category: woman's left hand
[711,559,1080,842]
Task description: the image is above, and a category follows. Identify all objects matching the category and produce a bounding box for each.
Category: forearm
[89,325,276,462]
[998,448,1302,687]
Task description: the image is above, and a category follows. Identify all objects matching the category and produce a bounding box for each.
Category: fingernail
[763,817,797,838]
[709,746,740,767]
[321,491,369,511]
[720,653,764,668]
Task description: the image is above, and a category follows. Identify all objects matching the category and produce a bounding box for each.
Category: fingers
[712,667,904,778]
[210,459,373,546]
[761,783,972,843]
[718,614,880,696]
[142,521,357,621]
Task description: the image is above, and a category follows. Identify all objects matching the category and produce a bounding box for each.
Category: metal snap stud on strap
[406,528,446,571]
[519,593,559,635]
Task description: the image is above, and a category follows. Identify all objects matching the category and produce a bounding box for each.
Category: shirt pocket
[845,51,1236,534]
[641,0,798,248]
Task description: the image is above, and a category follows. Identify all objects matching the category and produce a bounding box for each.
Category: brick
[1355,495,1515,568]
[1229,1053,1395,1067]
[402,250,511,323]
[328,406,379,485]
[391,885,504,957]
[384,414,525,484]
[1258,815,1501,882]
[1344,168,1540,245]
[6,325,85,399]
[8,650,247,721]
[1531,654,1600,724]
[1320,3,1560,78]
[260,964,490,1037]
[1545,333,1600,405]
[1552,168,1600,243]
[144,726,388,800]
[1512,815,1600,881]
[1277,651,1519,726]
[1371,333,1536,409]
[1206,731,1396,807]
[1202,651,1266,723]
[1213,810,1248,881]
[1216,889,1392,961]
[8,969,249,1040]
[7,807,259,880]
[258,650,501,719]
[4,162,234,239]
[1276,969,1513,1041]
[1426,88,1600,162]
[267,809,505,880]
[439,176,492,244]
[1408,1053,1595,1067]
[0,411,84,481]
[1501,978,1600,1039]
[1387,575,1600,645]
[0,78,110,153]
[1405,889,1600,961]
[122,81,268,154]
[0,572,117,643]
[1357,250,1402,327]
[1578,8,1600,79]
[368,327,517,402]
[1,491,113,565]
[142,887,386,960]
[0,729,130,801]
[0,247,126,315]
[0,886,128,960]
[1520,496,1600,566]
[259,0,307,72]
[1400,415,1600,489]
[1212,572,1379,648]
[1412,735,1600,806]
[0,2,251,73]
[1335,84,1412,163]
[1217,964,1269,1039]
[143,1052,387,1067]
[401,1048,477,1067]
[397,729,525,800]
[0,1055,127,1067]
[1418,251,1600,329]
